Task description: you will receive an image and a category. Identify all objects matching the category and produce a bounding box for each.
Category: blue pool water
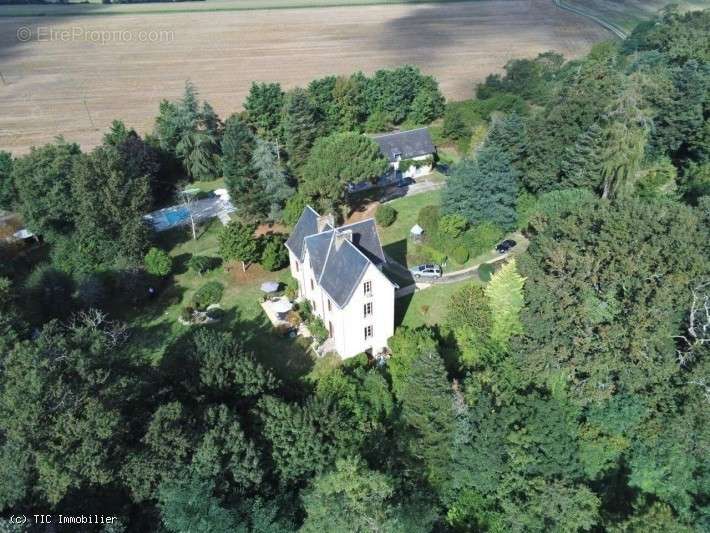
[164,208,189,225]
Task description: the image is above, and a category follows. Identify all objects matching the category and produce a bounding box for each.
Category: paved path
[389,231,529,297]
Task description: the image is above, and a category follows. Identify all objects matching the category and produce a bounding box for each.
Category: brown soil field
[0,0,609,153]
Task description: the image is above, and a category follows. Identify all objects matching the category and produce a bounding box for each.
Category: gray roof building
[373,127,436,162]
[285,207,390,308]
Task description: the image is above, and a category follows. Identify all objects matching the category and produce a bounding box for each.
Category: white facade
[392,154,433,178]
[288,239,395,359]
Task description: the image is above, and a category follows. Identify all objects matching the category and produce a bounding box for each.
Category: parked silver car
[410,264,442,279]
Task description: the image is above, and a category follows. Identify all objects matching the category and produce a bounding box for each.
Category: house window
[364,302,372,318]
[364,325,373,340]
[310,279,314,291]
[328,321,333,337]
[327,299,332,311]
[363,281,372,296]
[295,261,299,272]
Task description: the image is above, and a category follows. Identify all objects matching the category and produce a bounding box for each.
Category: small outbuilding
[410,223,424,242]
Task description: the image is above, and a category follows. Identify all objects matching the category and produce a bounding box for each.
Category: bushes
[260,235,289,272]
[439,214,468,239]
[192,281,224,310]
[478,263,495,282]
[375,205,397,227]
[451,246,469,265]
[416,204,503,265]
[418,205,440,234]
[418,244,447,266]
[462,221,504,258]
[285,276,299,301]
[144,247,173,277]
[189,255,220,276]
[308,317,329,343]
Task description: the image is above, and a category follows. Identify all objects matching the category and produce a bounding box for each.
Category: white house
[285,206,396,359]
[373,127,436,179]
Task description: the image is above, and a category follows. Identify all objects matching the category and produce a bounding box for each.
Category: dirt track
[0,0,609,153]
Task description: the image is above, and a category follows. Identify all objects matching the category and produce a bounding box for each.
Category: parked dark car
[410,264,443,279]
[496,239,517,254]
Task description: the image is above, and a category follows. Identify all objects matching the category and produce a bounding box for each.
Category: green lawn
[120,219,313,381]
[378,190,441,265]
[377,189,502,272]
[396,279,478,329]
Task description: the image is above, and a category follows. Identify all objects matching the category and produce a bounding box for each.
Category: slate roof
[318,240,371,308]
[285,206,320,261]
[289,208,391,308]
[373,127,435,162]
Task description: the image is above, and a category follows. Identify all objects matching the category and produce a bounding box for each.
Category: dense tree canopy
[301,132,388,211]
[0,9,708,532]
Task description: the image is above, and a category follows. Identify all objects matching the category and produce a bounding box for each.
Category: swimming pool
[164,207,189,225]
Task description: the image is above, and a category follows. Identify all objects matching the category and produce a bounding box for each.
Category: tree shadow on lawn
[172,253,192,275]
[235,311,315,384]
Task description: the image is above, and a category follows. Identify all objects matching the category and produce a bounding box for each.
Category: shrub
[192,281,224,310]
[189,255,218,276]
[478,263,495,282]
[439,213,468,239]
[309,317,329,343]
[144,247,172,277]
[375,204,397,227]
[463,222,505,258]
[418,244,447,265]
[442,106,471,141]
[260,235,289,272]
[180,306,195,322]
[285,277,299,301]
[452,246,469,265]
[282,192,308,227]
[417,205,440,234]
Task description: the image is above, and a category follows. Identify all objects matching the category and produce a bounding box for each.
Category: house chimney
[335,229,352,249]
[317,213,334,233]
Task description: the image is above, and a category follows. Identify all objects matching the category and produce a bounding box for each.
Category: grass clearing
[119,219,313,381]
[396,279,477,328]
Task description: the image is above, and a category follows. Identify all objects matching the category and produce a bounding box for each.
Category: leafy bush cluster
[375,204,397,227]
[144,247,173,278]
[191,281,224,310]
[188,255,220,276]
[416,206,504,266]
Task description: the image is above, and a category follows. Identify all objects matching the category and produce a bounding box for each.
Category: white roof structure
[410,224,424,236]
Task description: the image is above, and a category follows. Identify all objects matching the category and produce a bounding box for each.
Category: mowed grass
[396,279,477,328]
[122,219,313,381]
[379,190,441,264]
